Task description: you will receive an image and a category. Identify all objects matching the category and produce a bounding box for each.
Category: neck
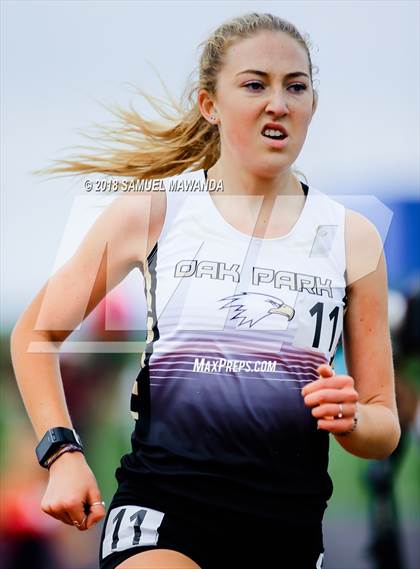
[207,158,302,198]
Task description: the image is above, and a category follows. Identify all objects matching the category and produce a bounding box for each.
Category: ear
[197,88,217,123]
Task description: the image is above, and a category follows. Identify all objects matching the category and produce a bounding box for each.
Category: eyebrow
[236,69,310,79]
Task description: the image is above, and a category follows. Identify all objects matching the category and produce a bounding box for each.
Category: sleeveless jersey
[120,168,348,523]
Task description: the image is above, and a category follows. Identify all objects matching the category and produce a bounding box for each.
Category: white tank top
[122,167,347,521]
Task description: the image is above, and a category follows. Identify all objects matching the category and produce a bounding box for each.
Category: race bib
[102,504,165,559]
[293,293,344,356]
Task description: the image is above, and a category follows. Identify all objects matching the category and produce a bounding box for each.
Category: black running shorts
[99,475,325,569]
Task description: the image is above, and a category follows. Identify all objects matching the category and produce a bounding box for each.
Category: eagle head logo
[219,292,295,328]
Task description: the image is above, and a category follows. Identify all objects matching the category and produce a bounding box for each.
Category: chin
[249,160,292,179]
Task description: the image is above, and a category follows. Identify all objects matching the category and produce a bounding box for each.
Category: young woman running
[11,12,400,569]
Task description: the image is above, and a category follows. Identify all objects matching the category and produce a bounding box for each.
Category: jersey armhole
[145,176,183,265]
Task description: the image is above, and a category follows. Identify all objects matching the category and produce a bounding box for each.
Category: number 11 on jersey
[293,294,344,355]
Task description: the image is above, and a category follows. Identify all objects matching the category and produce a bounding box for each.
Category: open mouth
[262,129,288,140]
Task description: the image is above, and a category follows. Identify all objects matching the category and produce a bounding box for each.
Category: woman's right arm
[10,190,165,530]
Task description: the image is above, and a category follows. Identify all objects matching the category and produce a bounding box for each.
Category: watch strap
[36,427,84,468]
[45,444,84,470]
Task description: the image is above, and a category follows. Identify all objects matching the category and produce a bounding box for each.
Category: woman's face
[202,31,317,176]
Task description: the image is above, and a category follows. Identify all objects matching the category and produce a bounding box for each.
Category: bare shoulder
[344,208,385,288]
[101,189,166,265]
[12,190,167,340]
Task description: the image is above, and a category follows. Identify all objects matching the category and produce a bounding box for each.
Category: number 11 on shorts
[102,505,165,559]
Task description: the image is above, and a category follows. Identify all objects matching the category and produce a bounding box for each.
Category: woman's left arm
[302,209,401,459]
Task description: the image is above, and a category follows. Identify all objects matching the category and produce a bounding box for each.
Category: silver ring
[72,520,80,527]
[337,403,344,419]
[90,501,105,507]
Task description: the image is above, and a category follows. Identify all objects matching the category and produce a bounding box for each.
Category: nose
[265,90,289,116]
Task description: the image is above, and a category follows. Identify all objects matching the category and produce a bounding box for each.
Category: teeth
[263,129,285,138]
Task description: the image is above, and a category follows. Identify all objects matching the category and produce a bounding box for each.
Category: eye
[244,81,264,91]
[289,83,307,93]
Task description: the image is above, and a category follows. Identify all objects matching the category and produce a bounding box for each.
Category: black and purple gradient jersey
[120,168,347,523]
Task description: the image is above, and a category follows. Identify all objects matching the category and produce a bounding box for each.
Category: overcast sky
[1,0,419,329]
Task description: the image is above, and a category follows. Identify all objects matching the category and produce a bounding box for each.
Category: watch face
[36,432,55,464]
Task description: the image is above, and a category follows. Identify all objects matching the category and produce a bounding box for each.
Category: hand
[41,451,106,531]
[301,364,359,434]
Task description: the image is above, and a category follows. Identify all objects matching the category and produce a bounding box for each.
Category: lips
[261,123,289,137]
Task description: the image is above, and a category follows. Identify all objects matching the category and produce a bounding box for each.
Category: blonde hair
[40,12,317,182]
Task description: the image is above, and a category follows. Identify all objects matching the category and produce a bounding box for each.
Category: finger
[85,506,105,530]
[301,375,353,396]
[84,491,106,530]
[63,499,89,531]
[304,388,359,407]
[317,364,335,378]
[311,402,356,419]
[44,504,77,526]
[69,515,87,531]
[61,512,77,526]
[317,417,356,434]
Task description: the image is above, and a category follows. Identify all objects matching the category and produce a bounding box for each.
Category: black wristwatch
[36,427,84,468]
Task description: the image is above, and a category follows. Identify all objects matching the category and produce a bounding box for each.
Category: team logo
[219,292,295,329]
